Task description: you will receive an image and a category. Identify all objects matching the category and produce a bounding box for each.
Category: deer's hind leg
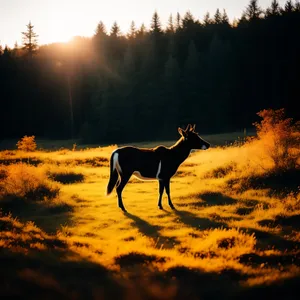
[116,172,132,212]
[164,178,175,210]
[158,180,165,210]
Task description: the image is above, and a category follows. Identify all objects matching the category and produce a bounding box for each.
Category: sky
[0,0,288,47]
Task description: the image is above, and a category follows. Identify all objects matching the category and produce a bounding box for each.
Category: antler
[186,124,192,131]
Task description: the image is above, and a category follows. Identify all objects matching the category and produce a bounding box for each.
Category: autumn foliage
[254,109,300,171]
[16,135,37,152]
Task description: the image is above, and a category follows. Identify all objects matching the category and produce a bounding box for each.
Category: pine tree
[128,21,136,38]
[137,23,146,36]
[94,21,108,63]
[203,12,213,26]
[176,12,181,31]
[166,14,176,56]
[22,21,38,56]
[108,22,122,67]
[238,12,248,25]
[284,0,294,13]
[166,14,175,33]
[245,0,264,20]
[3,45,10,57]
[214,9,222,24]
[222,9,230,25]
[95,21,107,37]
[182,11,195,29]
[150,11,162,34]
[266,0,281,17]
[110,21,121,37]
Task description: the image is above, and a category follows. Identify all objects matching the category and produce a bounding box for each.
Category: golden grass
[0,163,60,201]
[0,132,299,299]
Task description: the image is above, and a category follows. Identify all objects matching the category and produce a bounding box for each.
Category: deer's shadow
[174,209,227,230]
[124,212,179,249]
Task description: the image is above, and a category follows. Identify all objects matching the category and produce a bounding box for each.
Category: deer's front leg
[164,178,175,210]
[158,180,164,209]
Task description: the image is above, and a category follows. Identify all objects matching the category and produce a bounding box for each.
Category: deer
[106,124,210,212]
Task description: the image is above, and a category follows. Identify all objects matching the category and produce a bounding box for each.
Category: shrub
[16,135,37,152]
[254,109,300,171]
[0,163,60,201]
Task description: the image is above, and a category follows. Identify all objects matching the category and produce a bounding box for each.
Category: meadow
[0,112,299,299]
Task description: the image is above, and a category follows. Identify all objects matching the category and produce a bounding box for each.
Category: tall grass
[0,163,60,201]
[203,109,300,196]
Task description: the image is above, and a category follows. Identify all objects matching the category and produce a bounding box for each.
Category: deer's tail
[106,151,120,196]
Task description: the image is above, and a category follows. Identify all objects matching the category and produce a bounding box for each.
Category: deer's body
[106,125,210,212]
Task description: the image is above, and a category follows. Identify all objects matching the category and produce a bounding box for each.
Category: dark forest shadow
[174,209,227,230]
[124,212,179,248]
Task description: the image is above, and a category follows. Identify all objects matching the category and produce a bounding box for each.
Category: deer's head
[178,124,210,150]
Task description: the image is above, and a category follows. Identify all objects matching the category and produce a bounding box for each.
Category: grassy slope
[0,132,299,299]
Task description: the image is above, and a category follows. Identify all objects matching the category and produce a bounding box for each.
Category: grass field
[0,129,299,299]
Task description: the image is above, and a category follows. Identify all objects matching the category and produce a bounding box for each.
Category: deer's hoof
[170,205,176,210]
[158,206,163,210]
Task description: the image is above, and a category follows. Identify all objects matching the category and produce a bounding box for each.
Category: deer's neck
[170,138,192,163]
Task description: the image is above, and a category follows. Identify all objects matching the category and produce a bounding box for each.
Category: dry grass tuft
[0,212,66,253]
[205,162,237,179]
[0,163,60,202]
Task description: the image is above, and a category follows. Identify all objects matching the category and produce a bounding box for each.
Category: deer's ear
[178,127,184,136]
[178,127,188,138]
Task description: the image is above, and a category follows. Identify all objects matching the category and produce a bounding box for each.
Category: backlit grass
[0,128,299,299]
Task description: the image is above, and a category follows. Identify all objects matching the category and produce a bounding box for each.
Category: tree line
[0,0,300,143]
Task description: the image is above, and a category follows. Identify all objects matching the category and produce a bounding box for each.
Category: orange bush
[16,135,37,152]
[254,109,300,171]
